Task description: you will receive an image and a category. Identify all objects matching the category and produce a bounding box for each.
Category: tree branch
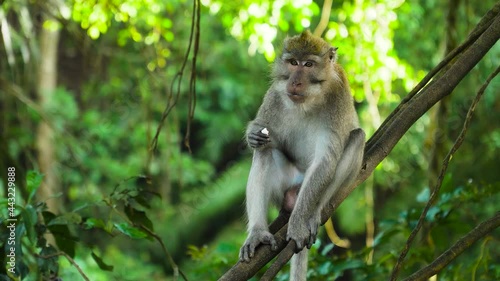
[218,7,500,281]
[260,241,295,280]
[390,57,500,281]
[140,225,189,281]
[37,251,89,281]
[367,1,500,149]
[313,0,333,37]
[402,212,500,281]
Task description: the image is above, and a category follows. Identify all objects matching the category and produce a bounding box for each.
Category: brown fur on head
[282,30,336,60]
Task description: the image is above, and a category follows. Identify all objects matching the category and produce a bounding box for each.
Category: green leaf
[47,224,78,258]
[26,171,43,204]
[320,243,335,256]
[47,212,82,226]
[133,189,161,209]
[114,223,148,239]
[333,259,365,272]
[134,194,151,209]
[416,187,430,203]
[124,205,153,231]
[425,206,440,222]
[84,218,106,230]
[318,261,333,274]
[37,245,59,274]
[373,227,402,247]
[42,211,56,224]
[21,204,37,243]
[91,252,114,271]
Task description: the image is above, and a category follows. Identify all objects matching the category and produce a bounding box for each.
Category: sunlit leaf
[114,223,148,239]
[26,171,43,204]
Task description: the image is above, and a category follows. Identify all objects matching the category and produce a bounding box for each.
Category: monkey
[239,30,365,281]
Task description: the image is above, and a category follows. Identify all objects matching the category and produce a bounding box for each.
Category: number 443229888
[7,167,16,217]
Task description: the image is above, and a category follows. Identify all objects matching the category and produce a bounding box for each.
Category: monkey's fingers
[248,132,270,148]
[306,220,319,249]
[294,240,305,253]
[269,237,278,251]
[287,235,305,253]
[307,229,317,249]
[250,131,270,141]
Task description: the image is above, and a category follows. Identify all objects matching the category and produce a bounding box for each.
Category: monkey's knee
[349,128,366,145]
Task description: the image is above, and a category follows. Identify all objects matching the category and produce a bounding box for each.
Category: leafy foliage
[0,171,166,280]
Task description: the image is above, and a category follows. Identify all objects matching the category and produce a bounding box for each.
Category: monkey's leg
[317,128,365,216]
[290,248,308,281]
[287,128,365,250]
[240,149,302,262]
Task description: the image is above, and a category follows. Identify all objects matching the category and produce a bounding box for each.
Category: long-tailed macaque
[239,30,365,280]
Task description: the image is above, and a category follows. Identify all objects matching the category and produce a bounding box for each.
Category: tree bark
[36,14,61,213]
[219,5,500,281]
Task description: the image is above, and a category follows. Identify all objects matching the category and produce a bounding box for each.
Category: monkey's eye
[304,61,313,67]
[290,60,299,66]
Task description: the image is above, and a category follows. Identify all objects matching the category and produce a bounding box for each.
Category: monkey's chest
[278,126,321,170]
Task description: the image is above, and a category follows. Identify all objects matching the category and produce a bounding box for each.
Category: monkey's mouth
[287,92,306,103]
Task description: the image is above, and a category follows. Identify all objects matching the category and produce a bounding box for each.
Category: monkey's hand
[247,128,271,149]
[286,212,320,252]
[239,228,278,262]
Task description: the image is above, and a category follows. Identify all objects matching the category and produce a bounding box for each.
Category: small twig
[471,236,493,281]
[1,78,53,129]
[37,251,89,281]
[148,0,201,164]
[103,196,188,280]
[390,64,500,281]
[184,0,201,152]
[402,212,500,281]
[139,225,189,281]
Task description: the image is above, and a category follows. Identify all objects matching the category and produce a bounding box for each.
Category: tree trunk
[36,14,60,213]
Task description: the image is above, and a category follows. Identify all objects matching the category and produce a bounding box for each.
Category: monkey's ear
[329,47,338,62]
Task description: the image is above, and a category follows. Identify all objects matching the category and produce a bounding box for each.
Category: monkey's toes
[239,244,254,262]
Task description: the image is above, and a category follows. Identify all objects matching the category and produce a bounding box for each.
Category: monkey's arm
[287,128,365,250]
[240,148,285,262]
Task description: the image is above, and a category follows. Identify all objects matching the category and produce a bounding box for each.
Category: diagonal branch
[218,8,500,281]
[402,212,500,281]
[366,1,500,149]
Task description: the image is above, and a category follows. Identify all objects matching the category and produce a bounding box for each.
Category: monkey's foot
[286,214,319,252]
[239,229,277,262]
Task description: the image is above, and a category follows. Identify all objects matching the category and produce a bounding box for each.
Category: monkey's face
[276,52,333,105]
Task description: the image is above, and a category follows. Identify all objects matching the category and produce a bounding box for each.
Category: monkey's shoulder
[258,89,286,113]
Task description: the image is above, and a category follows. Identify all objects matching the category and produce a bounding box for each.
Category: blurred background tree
[0,0,498,280]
